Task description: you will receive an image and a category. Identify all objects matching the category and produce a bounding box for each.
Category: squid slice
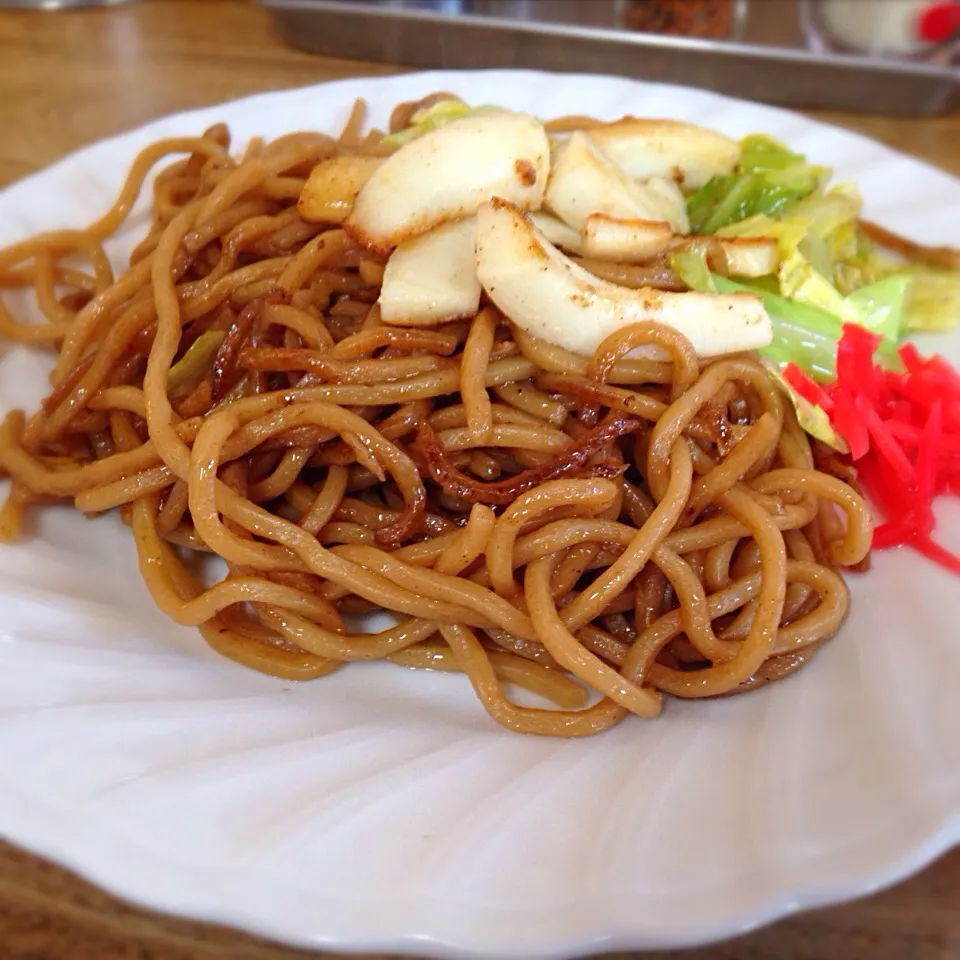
[545,131,689,234]
[475,199,772,360]
[379,218,481,326]
[588,118,741,189]
[345,111,550,251]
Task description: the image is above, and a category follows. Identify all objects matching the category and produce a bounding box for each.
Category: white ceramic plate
[1,71,959,958]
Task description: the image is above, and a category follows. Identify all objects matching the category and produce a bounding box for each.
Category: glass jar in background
[800,0,960,63]
[614,0,749,41]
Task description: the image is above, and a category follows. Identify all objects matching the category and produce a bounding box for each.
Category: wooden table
[0,1,958,957]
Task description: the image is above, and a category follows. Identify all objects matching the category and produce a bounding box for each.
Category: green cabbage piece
[779,250,911,343]
[713,273,847,379]
[382,100,495,147]
[670,245,716,293]
[716,184,861,263]
[711,170,959,334]
[846,274,912,340]
[168,330,224,396]
[715,212,808,260]
[687,168,826,235]
[838,242,960,333]
[671,246,898,379]
[686,134,828,235]
[762,361,849,454]
[901,269,960,332]
[739,134,807,172]
[697,175,912,345]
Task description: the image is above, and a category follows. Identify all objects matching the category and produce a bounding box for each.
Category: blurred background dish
[260,0,960,115]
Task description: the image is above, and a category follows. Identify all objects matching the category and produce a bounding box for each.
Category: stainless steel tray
[260,0,960,116]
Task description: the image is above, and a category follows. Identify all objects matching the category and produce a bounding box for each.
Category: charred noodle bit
[415,412,639,506]
[0,105,876,738]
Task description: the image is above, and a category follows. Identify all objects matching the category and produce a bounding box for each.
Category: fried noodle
[0,101,873,737]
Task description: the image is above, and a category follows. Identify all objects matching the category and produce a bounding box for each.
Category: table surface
[0,1,958,958]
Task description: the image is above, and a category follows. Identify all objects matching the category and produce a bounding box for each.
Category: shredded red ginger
[783,324,960,575]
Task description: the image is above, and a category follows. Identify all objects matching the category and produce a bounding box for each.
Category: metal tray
[260,0,960,116]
